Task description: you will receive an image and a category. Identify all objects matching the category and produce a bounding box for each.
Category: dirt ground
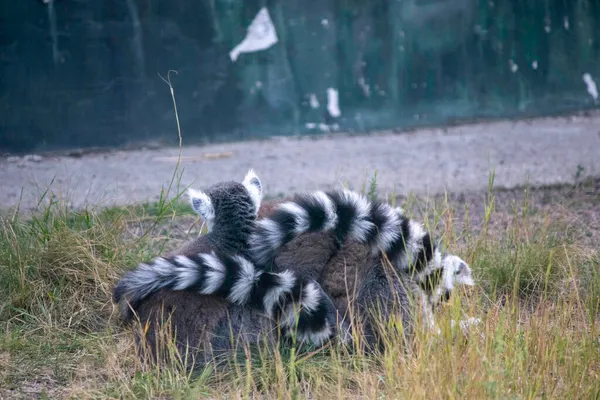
[1,110,599,212]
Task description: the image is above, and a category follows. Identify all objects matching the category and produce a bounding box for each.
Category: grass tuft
[1,203,128,330]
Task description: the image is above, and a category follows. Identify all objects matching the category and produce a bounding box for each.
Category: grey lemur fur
[119,183,475,362]
[249,189,474,300]
[113,170,342,362]
[248,189,475,335]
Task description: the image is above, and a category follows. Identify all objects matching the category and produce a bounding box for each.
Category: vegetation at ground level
[0,177,599,399]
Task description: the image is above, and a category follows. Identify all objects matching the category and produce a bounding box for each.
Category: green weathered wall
[1,0,599,153]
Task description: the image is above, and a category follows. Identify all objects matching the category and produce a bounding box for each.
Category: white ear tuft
[188,188,215,221]
[242,169,262,212]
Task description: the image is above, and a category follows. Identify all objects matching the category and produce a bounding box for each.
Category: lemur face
[187,169,263,231]
[442,254,475,291]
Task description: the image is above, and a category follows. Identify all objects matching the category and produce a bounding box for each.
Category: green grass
[0,179,599,399]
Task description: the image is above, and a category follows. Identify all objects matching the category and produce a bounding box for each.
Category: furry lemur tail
[249,189,439,277]
[112,252,337,346]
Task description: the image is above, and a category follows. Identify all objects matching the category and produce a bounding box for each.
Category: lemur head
[439,253,475,302]
[187,169,263,231]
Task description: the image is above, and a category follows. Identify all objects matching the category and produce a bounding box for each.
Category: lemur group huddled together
[113,170,476,367]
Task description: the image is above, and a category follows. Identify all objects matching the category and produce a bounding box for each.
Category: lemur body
[250,190,474,295]
[249,190,475,332]
[113,171,342,366]
[118,185,475,358]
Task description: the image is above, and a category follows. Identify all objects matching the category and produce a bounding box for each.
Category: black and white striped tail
[113,252,336,346]
[249,189,443,277]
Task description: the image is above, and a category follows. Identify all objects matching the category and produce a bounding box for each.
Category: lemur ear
[242,169,262,210]
[188,188,215,221]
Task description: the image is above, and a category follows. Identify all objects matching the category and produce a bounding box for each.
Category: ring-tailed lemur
[119,186,474,346]
[248,189,475,313]
[113,170,341,346]
[113,169,263,319]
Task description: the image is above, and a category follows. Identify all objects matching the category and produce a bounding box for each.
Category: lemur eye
[455,262,466,275]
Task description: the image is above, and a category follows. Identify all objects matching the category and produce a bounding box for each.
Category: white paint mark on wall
[583,73,598,101]
[230,8,278,62]
[321,19,329,28]
[358,77,371,97]
[563,16,569,30]
[509,59,518,73]
[304,123,338,132]
[327,88,341,118]
[319,123,331,132]
[532,61,538,70]
[309,94,320,109]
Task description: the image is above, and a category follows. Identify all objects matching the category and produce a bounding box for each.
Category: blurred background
[1,0,599,154]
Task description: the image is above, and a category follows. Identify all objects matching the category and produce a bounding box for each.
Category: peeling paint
[305,122,339,132]
[309,94,320,109]
[229,8,278,62]
[583,73,598,101]
[327,88,341,118]
[358,77,371,97]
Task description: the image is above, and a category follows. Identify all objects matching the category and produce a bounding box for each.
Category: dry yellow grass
[0,178,599,399]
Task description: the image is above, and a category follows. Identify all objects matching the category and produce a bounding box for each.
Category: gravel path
[2,111,600,211]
